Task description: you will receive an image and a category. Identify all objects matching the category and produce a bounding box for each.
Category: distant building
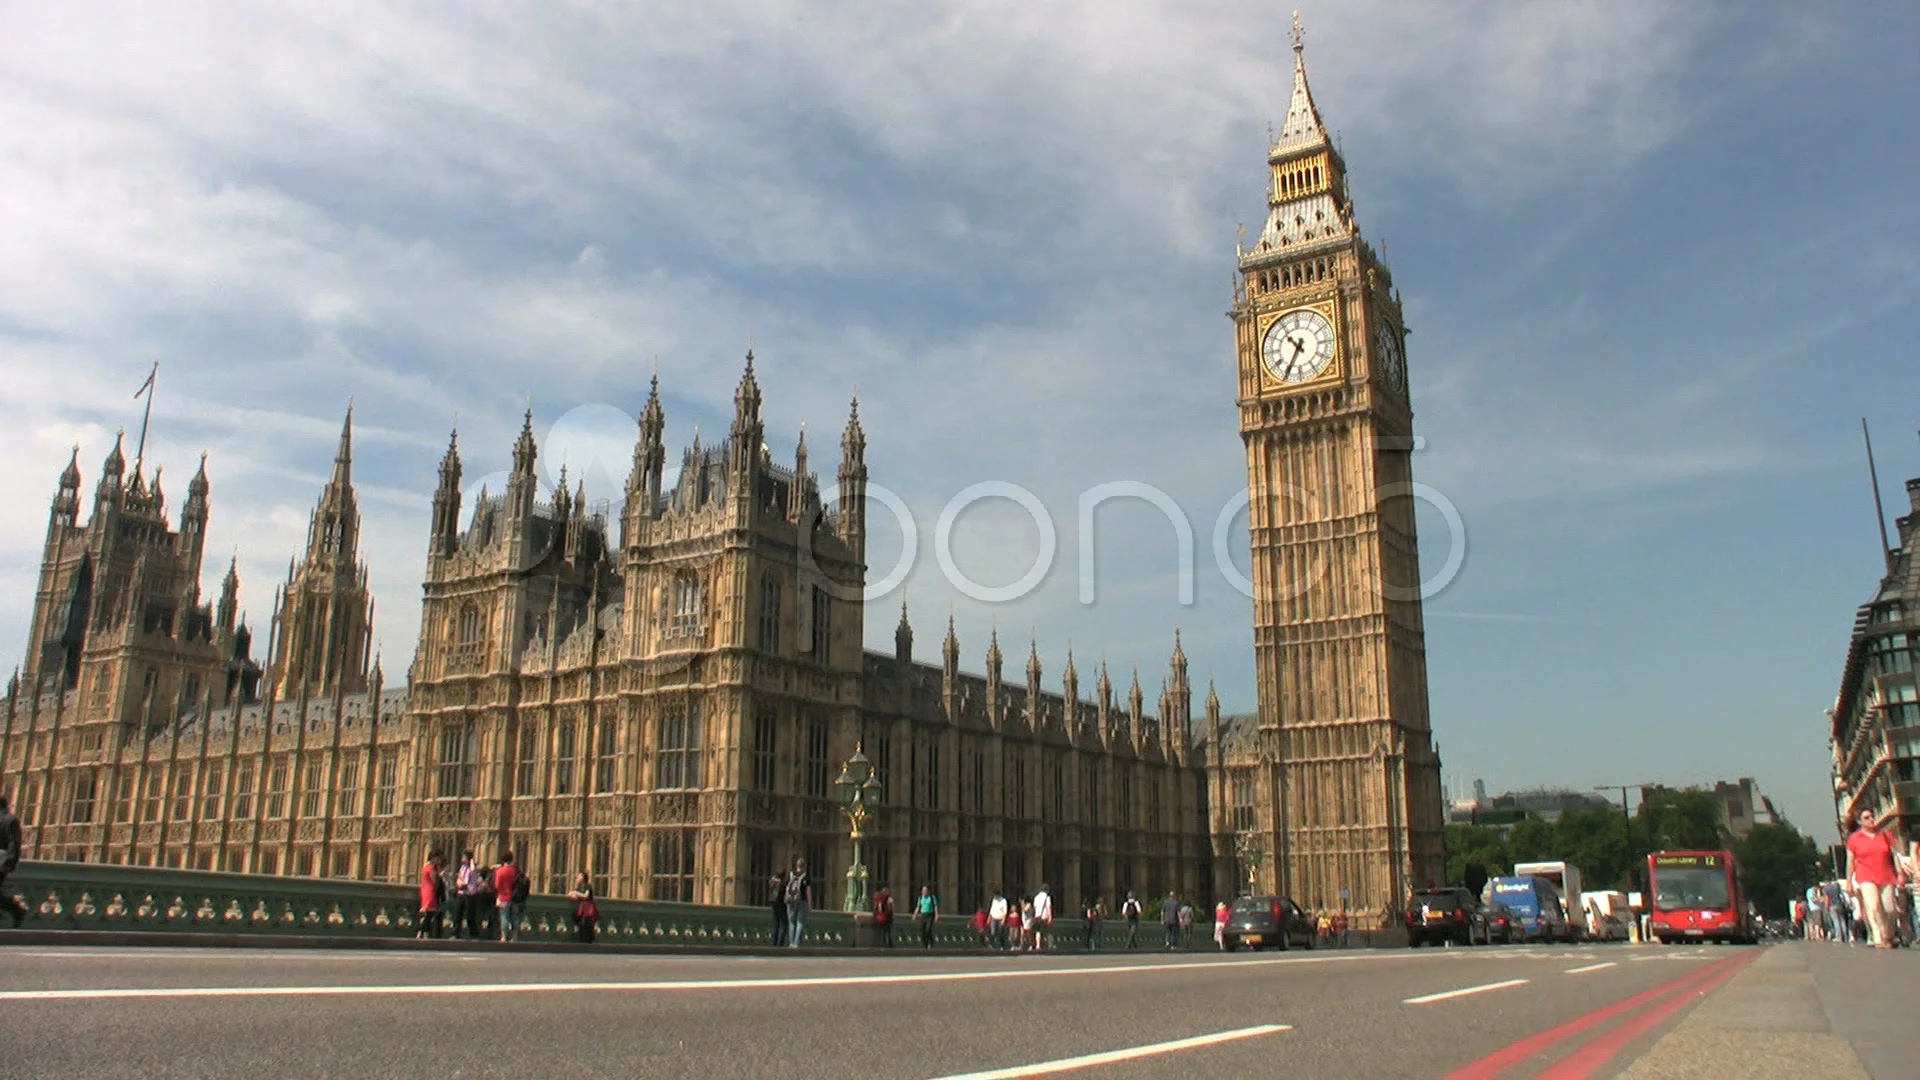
[1638,778,1780,841]
[1830,465,1920,842]
[1446,786,1613,828]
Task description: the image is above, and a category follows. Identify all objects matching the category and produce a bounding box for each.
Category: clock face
[1262,308,1337,384]
[1375,323,1406,395]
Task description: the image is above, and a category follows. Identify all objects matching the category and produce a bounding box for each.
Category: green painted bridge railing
[1,862,1226,952]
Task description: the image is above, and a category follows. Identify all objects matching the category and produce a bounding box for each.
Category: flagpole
[133,361,158,473]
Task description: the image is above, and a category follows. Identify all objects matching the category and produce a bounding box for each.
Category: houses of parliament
[0,20,1445,920]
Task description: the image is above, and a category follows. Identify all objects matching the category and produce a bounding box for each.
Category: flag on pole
[134,362,157,399]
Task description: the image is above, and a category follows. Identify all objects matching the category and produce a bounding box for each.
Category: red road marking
[1536,949,1759,1078]
[1442,955,1743,1080]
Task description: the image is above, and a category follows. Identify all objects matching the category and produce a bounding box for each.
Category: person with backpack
[492,851,522,943]
[1084,895,1103,950]
[567,871,599,944]
[915,885,941,949]
[872,885,895,948]
[503,856,531,940]
[1121,891,1143,948]
[784,858,812,948]
[769,869,790,947]
[0,795,26,928]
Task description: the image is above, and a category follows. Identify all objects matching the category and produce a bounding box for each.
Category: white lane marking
[0,951,1434,1002]
[927,1024,1291,1079]
[5,950,487,962]
[1403,978,1530,1005]
[1564,962,1617,975]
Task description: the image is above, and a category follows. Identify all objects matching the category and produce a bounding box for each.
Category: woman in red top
[416,850,446,940]
[1847,809,1901,949]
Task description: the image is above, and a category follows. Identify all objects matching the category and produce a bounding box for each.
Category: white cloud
[0,0,1732,689]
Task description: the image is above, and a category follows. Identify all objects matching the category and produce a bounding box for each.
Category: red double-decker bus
[1646,850,1757,944]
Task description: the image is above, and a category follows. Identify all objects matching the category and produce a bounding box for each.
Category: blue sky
[1,2,1914,838]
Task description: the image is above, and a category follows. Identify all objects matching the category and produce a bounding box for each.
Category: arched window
[758,573,782,653]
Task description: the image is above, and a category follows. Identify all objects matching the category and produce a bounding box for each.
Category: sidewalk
[1623,942,1918,1079]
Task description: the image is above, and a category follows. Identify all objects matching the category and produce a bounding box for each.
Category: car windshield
[1411,892,1463,911]
[1231,897,1276,915]
[1653,867,1731,911]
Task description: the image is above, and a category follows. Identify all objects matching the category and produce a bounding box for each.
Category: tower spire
[1274,10,1329,156]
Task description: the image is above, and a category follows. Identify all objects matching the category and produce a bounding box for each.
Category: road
[0,940,1764,1078]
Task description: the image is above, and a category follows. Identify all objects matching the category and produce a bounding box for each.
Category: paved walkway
[1625,942,1916,1079]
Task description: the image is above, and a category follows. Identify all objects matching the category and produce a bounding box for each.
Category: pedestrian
[1178,902,1195,948]
[1121,891,1142,948]
[453,851,480,938]
[1011,899,1026,951]
[492,851,522,943]
[1336,910,1350,948]
[1162,891,1181,949]
[1846,809,1900,950]
[416,849,446,939]
[989,889,1010,950]
[971,907,991,947]
[784,858,813,948]
[567,870,598,944]
[1823,880,1848,943]
[872,884,895,948]
[1032,883,1053,952]
[0,794,26,928]
[1317,910,1333,946]
[478,860,500,940]
[1214,899,1229,951]
[1084,894,1103,950]
[769,869,789,947]
[915,885,940,949]
[506,855,531,937]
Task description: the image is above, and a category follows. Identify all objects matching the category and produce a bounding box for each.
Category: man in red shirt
[492,852,523,943]
[1846,808,1901,949]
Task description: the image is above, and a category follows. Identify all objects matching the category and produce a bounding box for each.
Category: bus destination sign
[1651,853,1723,868]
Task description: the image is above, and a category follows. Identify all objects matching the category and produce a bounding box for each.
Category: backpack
[511,871,531,904]
[785,872,808,905]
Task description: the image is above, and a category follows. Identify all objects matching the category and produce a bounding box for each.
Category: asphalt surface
[0,939,1770,1078]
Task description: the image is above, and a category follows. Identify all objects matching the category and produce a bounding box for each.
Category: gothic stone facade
[1218,22,1447,919]
[2,358,1223,910]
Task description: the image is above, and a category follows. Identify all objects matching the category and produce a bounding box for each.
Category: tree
[1637,789,1725,852]
[1735,824,1823,918]
[1445,823,1510,888]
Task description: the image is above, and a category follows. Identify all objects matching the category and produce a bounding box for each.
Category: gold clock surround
[1255,299,1342,395]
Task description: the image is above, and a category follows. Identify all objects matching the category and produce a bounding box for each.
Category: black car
[1406,886,1491,947]
[1222,895,1317,951]
[1485,902,1518,944]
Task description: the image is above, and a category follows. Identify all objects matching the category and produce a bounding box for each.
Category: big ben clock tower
[1231,13,1446,919]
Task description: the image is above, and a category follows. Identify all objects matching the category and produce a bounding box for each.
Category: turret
[51,446,81,530]
[1062,647,1080,735]
[1097,659,1114,746]
[1206,679,1223,767]
[942,614,961,709]
[730,350,765,466]
[985,627,1003,728]
[179,453,210,582]
[303,406,360,570]
[792,424,811,523]
[216,557,240,635]
[1128,669,1145,750]
[894,598,913,664]
[626,373,666,543]
[1026,638,1043,731]
[837,396,867,558]
[93,430,127,515]
[429,429,462,562]
[505,408,539,563]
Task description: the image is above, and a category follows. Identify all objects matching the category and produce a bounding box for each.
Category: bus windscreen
[1652,864,1730,912]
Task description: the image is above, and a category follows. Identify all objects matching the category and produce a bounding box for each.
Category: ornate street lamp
[1233,831,1264,895]
[834,745,884,913]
